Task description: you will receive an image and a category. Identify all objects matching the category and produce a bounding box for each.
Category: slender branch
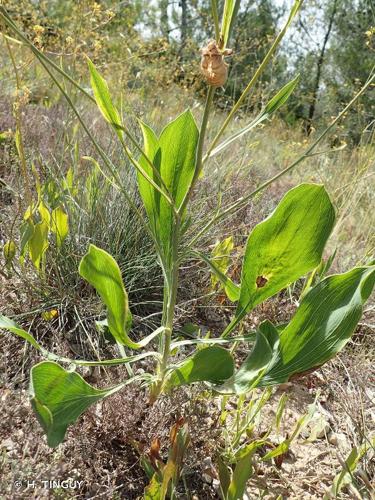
[4,35,32,208]
[179,85,215,213]
[211,0,220,42]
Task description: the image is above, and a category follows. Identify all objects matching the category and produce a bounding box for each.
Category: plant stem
[180,85,215,213]
[4,36,32,209]
[150,219,180,402]
[211,0,220,42]
[151,86,215,401]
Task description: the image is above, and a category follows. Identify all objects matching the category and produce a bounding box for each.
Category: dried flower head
[200,40,233,87]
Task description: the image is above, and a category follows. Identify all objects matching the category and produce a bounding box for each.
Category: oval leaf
[137,111,199,262]
[167,346,234,388]
[224,184,335,336]
[79,244,137,347]
[30,361,125,447]
[218,265,375,393]
[260,265,375,386]
[87,58,122,137]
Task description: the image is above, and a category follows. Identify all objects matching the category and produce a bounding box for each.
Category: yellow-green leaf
[224,184,335,336]
[51,206,69,247]
[79,244,138,348]
[3,240,16,268]
[87,58,122,138]
[29,220,49,270]
[30,361,125,447]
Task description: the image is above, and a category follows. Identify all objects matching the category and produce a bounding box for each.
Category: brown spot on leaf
[256,275,268,288]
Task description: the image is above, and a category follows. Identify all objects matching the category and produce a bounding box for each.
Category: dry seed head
[200,40,233,87]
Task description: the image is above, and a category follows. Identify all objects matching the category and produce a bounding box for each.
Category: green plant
[216,390,319,499]
[0,0,374,475]
[141,418,190,500]
[324,437,375,499]
[2,166,70,274]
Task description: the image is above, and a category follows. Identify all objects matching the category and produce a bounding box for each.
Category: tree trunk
[180,0,188,53]
[159,0,169,40]
[305,0,338,135]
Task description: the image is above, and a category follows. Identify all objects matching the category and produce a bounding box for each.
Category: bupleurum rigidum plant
[1,0,374,472]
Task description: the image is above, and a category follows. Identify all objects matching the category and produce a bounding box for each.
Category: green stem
[150,220,180,401]
[179,85,215,213]
[151,86,215,400]
[4,36,32,209]
[211,0,220,42]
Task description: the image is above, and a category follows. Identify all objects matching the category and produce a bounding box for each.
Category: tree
[305,0,338,135]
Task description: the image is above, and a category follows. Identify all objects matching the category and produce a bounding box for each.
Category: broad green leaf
[87,58,122,137]
[3,240,16,268]
[167,346,234,388]
[137,121,160,237]
[259,265,375,386]
[29,220,49,270]
[227,446,254,500]
[224,184,335,336]
[30,361,125,447]
[137,111,199,262]
[221,0,240,48]
[51,206,69,247]
[156,111,199,211]
[219,266,375,393]
[211,75,300,157]
[79,244,138,348]
[217,321,279,394]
